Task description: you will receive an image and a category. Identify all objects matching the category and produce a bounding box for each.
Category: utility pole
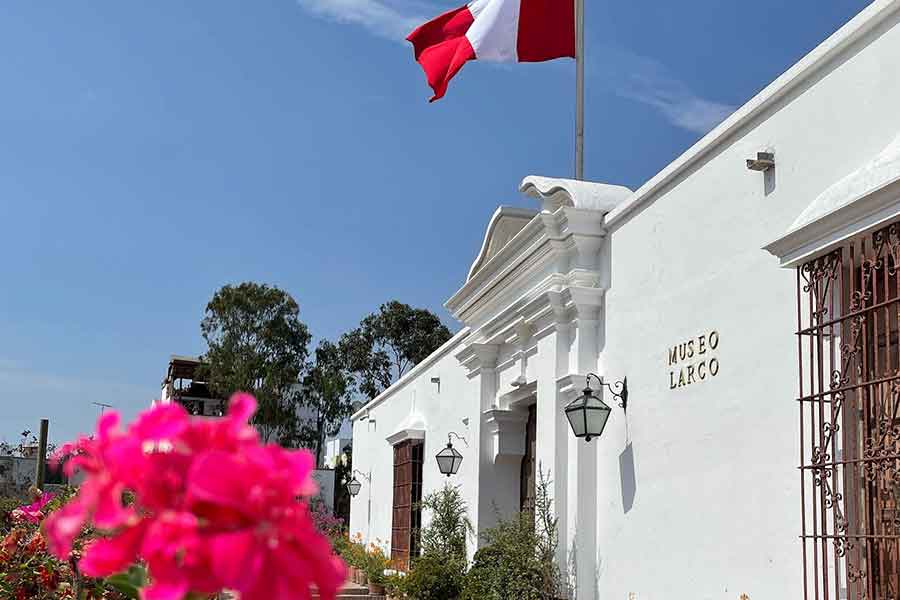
[34,418,48,490]
[92,401,113,417]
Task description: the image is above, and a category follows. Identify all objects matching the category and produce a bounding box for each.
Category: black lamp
[435,432,467,477]
[346,469,369,497]
[565,374,627,442]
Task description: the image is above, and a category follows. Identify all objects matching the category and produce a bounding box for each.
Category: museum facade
[349,1,900,597]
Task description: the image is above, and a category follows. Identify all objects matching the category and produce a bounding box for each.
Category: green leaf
[104,564,148,598]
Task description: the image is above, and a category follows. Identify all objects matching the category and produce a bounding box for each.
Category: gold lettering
[667,331,719,390]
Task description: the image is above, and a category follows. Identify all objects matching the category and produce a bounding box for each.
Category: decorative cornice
[385,409,427,446]
[519,176,632,213]
[446,205,609,326]
[498,381,537,410]
[455,342,501,375]
[569,286,605,321]
[385,426,425,446]
[483,408,529,462]
[557,374,588,405]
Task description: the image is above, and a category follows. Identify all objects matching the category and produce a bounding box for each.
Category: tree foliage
[339,301,452,399]
[295,340,353,466]
[200,282,311,443]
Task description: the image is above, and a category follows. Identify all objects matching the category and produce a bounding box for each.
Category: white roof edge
[604,0,900,229]
[350,327,470,422]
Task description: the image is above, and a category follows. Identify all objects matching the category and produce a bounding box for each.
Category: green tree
[200,282,311,443]
[296,340,354,467]
[339,301,452,399]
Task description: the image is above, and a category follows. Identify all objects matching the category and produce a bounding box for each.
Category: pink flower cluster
[44,393,346,600]
[11,492,55,524]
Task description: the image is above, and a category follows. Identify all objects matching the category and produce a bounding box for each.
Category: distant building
[323,436,352,469]
[158,355,226,417]
[0,455,69,498]
[158,354,348,512]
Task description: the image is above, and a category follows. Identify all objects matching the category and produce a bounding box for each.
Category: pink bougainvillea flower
[79,518,149,578]
[11,491,55,524]
[44,391,346,600]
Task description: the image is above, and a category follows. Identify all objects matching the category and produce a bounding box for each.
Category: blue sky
[0,0,870,445]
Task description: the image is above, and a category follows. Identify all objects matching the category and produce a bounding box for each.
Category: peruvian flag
[407,0,575,101]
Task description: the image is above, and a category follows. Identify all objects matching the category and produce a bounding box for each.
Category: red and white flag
[407,0,576,101]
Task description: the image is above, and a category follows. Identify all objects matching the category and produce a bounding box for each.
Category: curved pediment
[764,131,900,267]
[467,206,538,281]
[385,410,426,446]
[519,175,633,213]
[791,132,900,232]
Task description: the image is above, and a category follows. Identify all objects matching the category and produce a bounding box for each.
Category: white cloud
[296,0,424,40]
[595,46,735,135]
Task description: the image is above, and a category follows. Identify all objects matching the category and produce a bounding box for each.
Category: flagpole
[575,0,585,180]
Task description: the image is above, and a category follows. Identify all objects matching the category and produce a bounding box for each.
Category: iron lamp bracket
[585,373,628,413]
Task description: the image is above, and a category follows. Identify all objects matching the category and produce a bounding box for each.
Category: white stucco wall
[595,5,900,598]
[349,2,900,598]
[349,333,480,555]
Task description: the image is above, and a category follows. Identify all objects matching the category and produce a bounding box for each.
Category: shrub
[311,498,344,538]
[401,483,471,599]
[405,554,466,600]
[461,469,561,600]
[0,488,131,600]
[343,533,367,570]
[384,566,409,599]
[364,541,391,585]
[461,513,544,600]
[0,496,21,529]
[420,483,472,560]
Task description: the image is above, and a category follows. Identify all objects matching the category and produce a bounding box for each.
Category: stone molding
[483,408,530,462]
[385,411,426,446]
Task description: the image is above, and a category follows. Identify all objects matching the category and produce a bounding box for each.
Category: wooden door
[520,404,537,512]
[391,440,424,565]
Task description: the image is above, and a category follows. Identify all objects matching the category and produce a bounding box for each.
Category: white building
[349,1,900,598]
[324,436,352,469]
[159,355,227,416]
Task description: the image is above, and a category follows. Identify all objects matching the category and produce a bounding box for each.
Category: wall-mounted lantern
[346,469,370,497]
[435,432,468,477]
[565,374,628,442]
